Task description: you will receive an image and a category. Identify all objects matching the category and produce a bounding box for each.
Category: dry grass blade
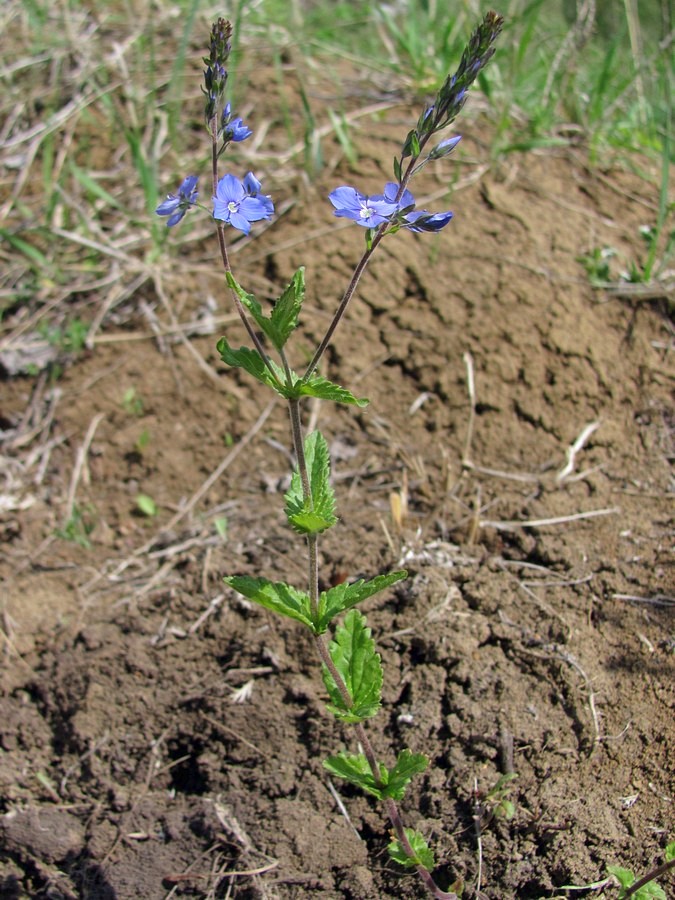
[481,507,620,532]
[64,412,105,524]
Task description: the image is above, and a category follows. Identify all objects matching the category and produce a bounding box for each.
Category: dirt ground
[1,69,673,899]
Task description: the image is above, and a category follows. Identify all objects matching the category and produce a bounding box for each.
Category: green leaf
[135,494,157,517]
[316,570,407,633]
[284,431,337,536]
[497,799,516,820]
[382,749,429,801]
[642,888,667,900]
[610,863,667,900]
[224,575,313,629]
[665,842,675,862]
[214,516,228,540]
[0,228,50,269]
[226,269,305,352]
[323,748,428,803]
[388,828,435,870]
[323,751,386,799]
[225,273,272,339]
[296,374,368,407]
[608,866,635,890]
[216,337,288,395]
[270,268,305,349]
[401,129,417,159]
[322,609,382,722]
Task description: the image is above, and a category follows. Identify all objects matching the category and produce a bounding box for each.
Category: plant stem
[211,115,282,386]
[314,629,457,898]
[355,722,458,900]
[287,396,321,620]
[302,140,428,382]
[289,150,458,897]
[623,857,675,898]
[303,225,386,380]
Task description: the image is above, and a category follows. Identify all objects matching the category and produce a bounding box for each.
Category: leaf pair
[388,827,436,871]
[229,268,303,353]
[324,745,429,802]
[322,610,434,872]
[217,271,368,408]
[224,571,406,636]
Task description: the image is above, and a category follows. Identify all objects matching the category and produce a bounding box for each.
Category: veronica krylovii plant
[155,12,503,898]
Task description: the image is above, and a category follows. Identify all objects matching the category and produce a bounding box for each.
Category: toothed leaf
[323,751,386,799]
[225,269,305,352]
[284,431,337,535]
[316,570,407,633]
[388,828,435,870]
[609,866,666,899]
[270,268,305,349]
[296,374,368,407]
[322,609,382,722]
[224,575,313,629]
[216,337,288,395]
[225,273,270,336]
[382,749,429,801]
[324,748,429,804]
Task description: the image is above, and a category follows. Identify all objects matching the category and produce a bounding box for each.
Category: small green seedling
[135,428,151,454]
[560,840,675,899]
[484,771,518,821]
[135,494,158,517]
[55,504,94,548]
[39,317,88,355]
[578,245,617,285]
[623,223,674,285]
[122,387,144,416]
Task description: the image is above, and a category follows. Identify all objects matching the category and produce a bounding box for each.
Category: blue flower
[225,117,252,142]
[329,181,452,234]
[381,182,415,211]
[382,182,453,233]
[403,210,454,232]
[329,186,399,228]
[242,173,274,216]
[155,175,199,227]
[221,103,252,142]
[213,172,274,234]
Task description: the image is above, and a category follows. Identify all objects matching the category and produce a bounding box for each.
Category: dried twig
[64,412,105,522]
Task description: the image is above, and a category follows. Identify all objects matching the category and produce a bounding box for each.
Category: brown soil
[1,79,673,899]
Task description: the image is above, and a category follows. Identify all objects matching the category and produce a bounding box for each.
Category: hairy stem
[623,857,675,898]
[287,397,321,620]
[303,226,385,380]
[303,139,427,382]
[313,632,352,710]
[316,617,456,897]
[211,117,281,386]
